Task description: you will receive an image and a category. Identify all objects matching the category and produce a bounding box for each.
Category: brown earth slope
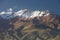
[0,13,60,40]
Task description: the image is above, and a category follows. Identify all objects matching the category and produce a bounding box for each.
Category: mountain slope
[0,8,51,19]
[0,8,60,40]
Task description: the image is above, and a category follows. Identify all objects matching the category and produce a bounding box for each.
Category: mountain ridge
[0,8,51,19]
[0,8,60,40]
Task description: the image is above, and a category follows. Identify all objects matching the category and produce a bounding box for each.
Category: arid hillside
[0,10,60,40]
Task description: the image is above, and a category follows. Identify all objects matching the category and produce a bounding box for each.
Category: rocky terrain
[0,8,60,40]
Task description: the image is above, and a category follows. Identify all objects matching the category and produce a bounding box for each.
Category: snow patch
[0,8,50,19]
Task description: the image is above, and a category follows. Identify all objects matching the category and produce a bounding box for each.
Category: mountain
[0,8,51,19]
[0,8,60,40]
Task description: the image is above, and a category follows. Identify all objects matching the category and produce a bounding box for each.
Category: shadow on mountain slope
[0,17,60,40]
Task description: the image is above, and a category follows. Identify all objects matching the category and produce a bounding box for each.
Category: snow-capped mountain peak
[7,8,13,12]
[0,8,50,19]
[14,9,28,17]
[0,8,13,19]
[30,10,40,18]
[30,10,50,18]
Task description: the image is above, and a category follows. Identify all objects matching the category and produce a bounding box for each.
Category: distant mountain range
[0,8,60,40]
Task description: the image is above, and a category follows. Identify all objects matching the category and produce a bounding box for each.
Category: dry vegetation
[0,15,60,40]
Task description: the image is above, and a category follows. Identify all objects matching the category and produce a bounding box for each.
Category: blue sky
[0,0,60,15]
